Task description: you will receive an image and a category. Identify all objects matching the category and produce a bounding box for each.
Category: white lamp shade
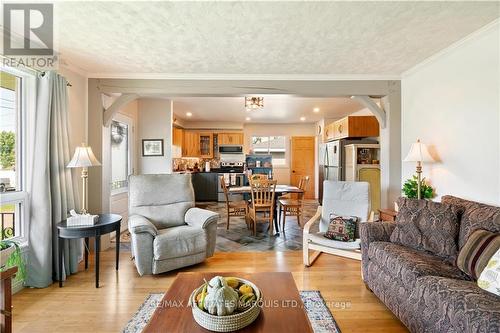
[67,145,101,168]
[404,140,434,163]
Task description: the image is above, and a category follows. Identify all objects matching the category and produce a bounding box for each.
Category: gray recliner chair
[128,174,219,275]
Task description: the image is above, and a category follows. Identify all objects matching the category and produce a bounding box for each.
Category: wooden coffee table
[143,272,313,332]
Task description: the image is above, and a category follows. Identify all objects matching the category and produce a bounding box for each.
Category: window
[0,69,29,242]
[110,117,132,194]
[251,136,287,166]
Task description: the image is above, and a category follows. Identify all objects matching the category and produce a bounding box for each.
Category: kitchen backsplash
[173,157,220,171]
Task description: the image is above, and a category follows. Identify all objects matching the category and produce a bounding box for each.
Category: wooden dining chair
[278,176,310,231]
[247,178,277,235]
[249,174,272,217]
[220,176,249,230]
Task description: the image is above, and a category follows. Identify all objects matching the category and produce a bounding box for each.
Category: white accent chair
[303,181,371,266]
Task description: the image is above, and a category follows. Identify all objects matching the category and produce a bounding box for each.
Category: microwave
[219,146,243,154]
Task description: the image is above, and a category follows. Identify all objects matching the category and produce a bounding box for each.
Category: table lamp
[404,139,435,199]
[67,144,101,214]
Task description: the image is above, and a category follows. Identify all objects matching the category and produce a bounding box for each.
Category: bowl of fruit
[189,276,262,332]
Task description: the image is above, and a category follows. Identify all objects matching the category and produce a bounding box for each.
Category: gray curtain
[26,71,82,288]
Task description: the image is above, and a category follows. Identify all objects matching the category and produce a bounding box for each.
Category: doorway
[110,113,134,233]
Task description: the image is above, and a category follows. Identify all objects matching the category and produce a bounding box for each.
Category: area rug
[123,290,341,333]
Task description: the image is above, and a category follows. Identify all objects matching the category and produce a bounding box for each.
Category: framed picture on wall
[142,139,164,156]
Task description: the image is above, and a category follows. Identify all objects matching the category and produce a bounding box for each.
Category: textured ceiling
[172,96,364,123]
[54,1,499,76]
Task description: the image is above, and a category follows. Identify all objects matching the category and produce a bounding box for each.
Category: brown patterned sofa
[360,196,500,333]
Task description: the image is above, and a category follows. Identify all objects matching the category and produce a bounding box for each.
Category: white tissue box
[67,214,98,227]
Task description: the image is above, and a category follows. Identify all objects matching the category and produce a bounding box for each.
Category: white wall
[402,21,500,205]
[137,98,173,174]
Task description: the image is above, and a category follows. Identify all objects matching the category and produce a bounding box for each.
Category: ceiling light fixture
[245,117,251,121]
[186,112,192,117]
[300,116,306,121]
[245,97,264,111]
[313,107,320,113]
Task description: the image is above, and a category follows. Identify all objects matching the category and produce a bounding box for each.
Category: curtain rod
[1,54,72,87]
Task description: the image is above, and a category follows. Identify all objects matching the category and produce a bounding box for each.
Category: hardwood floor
[12,248,408,333]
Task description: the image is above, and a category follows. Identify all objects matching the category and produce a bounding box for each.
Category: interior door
[291,136,315,199]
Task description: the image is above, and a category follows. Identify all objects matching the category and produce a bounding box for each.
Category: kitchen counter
[173,168,242,174]
[172,171,246,202]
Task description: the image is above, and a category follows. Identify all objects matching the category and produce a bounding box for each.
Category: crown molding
[58,61,88,78]
[402,18,500,78]
[86,72,401,81]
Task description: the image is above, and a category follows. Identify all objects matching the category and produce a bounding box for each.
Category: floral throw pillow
[478,247,500,296]
[324,214,358,242]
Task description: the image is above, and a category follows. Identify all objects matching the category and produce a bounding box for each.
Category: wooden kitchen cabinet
[218,132,244,145]
[198,132,214,158]
[324,123,336,141]
[173,127,183,147]
[183,131,199,157]
[326,116,379,141]
[333,117,349,139]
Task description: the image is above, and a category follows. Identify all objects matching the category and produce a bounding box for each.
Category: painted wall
[137,98,173,174]
[402,21,500,205]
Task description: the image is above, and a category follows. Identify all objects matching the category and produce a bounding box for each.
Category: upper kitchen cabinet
[173,127,184,147]
[218,132,244,145]
[198,132,214,158]
[325,116,379,141]
[183,130,200,157]
[172,127,184,158]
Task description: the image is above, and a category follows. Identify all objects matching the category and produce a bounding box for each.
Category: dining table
[228,184,303,236]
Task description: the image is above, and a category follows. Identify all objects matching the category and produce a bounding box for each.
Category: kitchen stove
[218,161,246,201]
[219,161,244,173]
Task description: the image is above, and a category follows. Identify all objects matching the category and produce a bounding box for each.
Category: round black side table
[57,214,122,288]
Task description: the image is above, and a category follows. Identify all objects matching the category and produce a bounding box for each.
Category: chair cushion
[129,174,195,229]
[368,242,468,289]
[153,225,207,261]
[308,232,361,249]
[413,276,500,332]
[390,197,463,263]
[442,195,500,249]
[456,229,500,280]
